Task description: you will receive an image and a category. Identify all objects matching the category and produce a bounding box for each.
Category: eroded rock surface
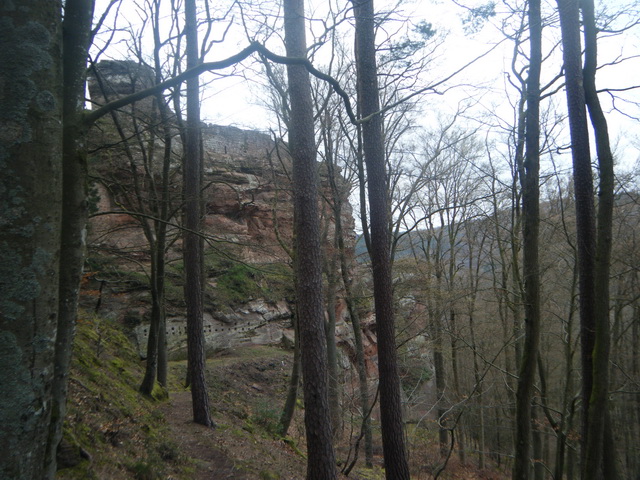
[84,60,361,359]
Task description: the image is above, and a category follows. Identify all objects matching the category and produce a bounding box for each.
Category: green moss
[215,263,263,304]
[126,460,160,480]
[282,436,304,457]
[59,312,195,479]
[250,400,280,435]
[209,260,293,307]
[150,383,168,401]
[163,279,184,307]
[352,465,387,480]
[259,470,280,480]
[232,427,251,438]
[83,256,149,293]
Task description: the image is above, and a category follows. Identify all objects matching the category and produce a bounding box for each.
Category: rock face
[134,300,294,359]
[84,60,364,361]
[199,125,296,264]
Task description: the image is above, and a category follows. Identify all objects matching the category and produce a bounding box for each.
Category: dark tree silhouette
[45,0,96,476]
[513,0,542,477]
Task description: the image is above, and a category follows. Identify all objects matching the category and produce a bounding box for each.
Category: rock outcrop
[83,60,368,362]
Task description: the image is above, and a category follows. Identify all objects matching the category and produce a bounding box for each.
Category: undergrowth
[57,311,190,479]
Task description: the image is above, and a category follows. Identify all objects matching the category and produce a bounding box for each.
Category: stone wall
[202,124,274,159]
[133,300,294,358]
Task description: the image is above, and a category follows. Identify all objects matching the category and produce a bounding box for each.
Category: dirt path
[163,391,250,479]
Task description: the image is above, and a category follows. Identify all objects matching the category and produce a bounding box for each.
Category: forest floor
[57,312,510,479]
[163,347,314,480]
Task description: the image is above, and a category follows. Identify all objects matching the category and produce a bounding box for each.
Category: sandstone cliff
[83,60,373,365]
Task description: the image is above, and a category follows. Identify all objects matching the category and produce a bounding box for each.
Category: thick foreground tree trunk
[0,2,63,478]
[581,0,615,477]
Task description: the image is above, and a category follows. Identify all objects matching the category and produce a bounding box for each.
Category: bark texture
[0,1,63,478]
[283,0,338,478]
[557,0,597,471]
[581,0,615,477]
[45,1,95,476]
[184,0,213,427]
[352,0,410,477]
[278,310,301,436]
[513,0,542,477]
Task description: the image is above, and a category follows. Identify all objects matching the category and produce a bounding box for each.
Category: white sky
[90,0,640,169]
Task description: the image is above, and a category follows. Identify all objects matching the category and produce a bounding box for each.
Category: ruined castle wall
[202,124,275,160]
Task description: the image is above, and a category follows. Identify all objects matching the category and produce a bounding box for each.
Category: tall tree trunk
[449,309,466,464]
[140,250,162,396]
[532,407,544,480]
[278,309,301,436]
[469,314,485,470]
[140,96,172,395]
[555,258,578,480]
[184,0,213,427]
[465,228,486,471]
[351,0,410,477]
[581,0,615,477]
[151,2,173,388]
[157,315,168,384]
[430,230,449,457]
[557,0,597,473]
[430,254,449,457]
[325,242,342,439]
[513,0,542,477]
[632,302,640,476]
[283,0,337,478]
[601,410,621,479]
[326,127,373,466]
[140,225,168,395]
[48,0,95,475]
[0,2,63,478]
[433,320,449,456]
[155,96,172,389]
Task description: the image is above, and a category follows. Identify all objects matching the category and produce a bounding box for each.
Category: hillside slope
[57,310,510,479]
[57,312,389,479]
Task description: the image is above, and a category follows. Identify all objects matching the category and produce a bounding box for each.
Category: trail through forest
[164,347,313,480]
[163,391,248,479]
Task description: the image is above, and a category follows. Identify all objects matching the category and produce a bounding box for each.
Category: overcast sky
[90,0,640,168]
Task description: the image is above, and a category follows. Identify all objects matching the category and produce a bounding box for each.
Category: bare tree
[513,0,542,477]
[352,0,411,477]
[283,0,338,477]
[183,0,213,427]
[86,57,180,397]
[44,0,97,475]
